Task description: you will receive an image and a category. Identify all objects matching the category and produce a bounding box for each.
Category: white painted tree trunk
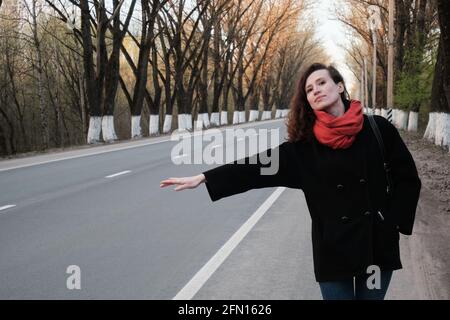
[87,116,102,144]
[281,109,289,118]
[392,109,399,127]
[434,113,450,150]
[195,117,203,130]
[381,109,388,118]
[202,113,210,128]
[220,111,228,125]
[443,113,450,152]
[232,111,239,124]
[149,114,159,135]
[375,108,381,115]
[210,112,220,126]
[407,111,418,132]
[131,115,142,139]
[178,114,186,130]
[102,115,118,142]
[249,110,259,122]
[397,110,408,130]
[275,109,282,118]
[178,114,192,130]
[239,111,246,123]
[393,109,399,127]
[163,114,172,133]
[394,109,404,128]
[424,112,436,141]
[186,114,192,130]
[194,113,207,130]
[195,113,209,130]
[262,110,271,120]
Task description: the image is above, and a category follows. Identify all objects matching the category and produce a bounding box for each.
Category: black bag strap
[367,115,393,196]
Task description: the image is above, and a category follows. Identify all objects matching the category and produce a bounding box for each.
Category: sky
[309,0,358,96]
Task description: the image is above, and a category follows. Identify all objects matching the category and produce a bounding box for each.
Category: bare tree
[431,0,450,112]
[423,0,450,148]
[78,0,136,143]
[22,0,50,149]
[339,0,437,111]
[0,0,325,155]
[272,28,322,117]
[231,0,301,124]
[157,0,210,131]
[0,0,34,154]
[129,0,166,138]
[211,0,254,126]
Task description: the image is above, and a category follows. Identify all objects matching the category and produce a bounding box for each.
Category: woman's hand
[160,174,206,191]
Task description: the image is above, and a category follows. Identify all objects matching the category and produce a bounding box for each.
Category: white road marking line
[105,170,131,178]
[173,187,286,300]
[0,118,283,172]
[0,141,165,173]
[0,204,16,211]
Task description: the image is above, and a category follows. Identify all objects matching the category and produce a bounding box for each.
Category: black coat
[202,113,422,282]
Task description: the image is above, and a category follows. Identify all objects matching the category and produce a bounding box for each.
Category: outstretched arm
[160,141,303,201]
[160,174,206,191]
[201,141,302,201]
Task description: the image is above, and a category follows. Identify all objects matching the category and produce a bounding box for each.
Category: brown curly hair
[286,63,350,142]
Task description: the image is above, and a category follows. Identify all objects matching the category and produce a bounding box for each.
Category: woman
[160,63,421,300]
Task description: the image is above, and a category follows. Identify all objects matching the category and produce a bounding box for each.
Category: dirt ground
[399,129,450,299]
[402,129,450,213]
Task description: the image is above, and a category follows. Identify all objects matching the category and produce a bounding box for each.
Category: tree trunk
[211,14,221,126]
[0,124,8,155]
[31,0,49,150]
[81,0,102,143]
[0,107,16,154]
[424,0,450,150]
[436,0,450,110]
[197,20,210,130]
[149,43,162,135]
[130,0,156,138]
[394,0,408,80]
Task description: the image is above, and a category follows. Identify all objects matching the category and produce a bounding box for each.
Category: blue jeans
[319,270,393,300]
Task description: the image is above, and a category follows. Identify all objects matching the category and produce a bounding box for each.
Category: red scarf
[313,99,363,149]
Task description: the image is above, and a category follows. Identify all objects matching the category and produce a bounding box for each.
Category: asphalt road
[0,118,434,300]
[1,119,315,299]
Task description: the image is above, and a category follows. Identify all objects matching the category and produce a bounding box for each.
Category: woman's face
[305,69,344,112]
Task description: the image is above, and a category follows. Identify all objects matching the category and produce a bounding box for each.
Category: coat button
[360,178,366,184]
[364,211,371,216]
[341,216,349,223]
[337,184,344,191]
